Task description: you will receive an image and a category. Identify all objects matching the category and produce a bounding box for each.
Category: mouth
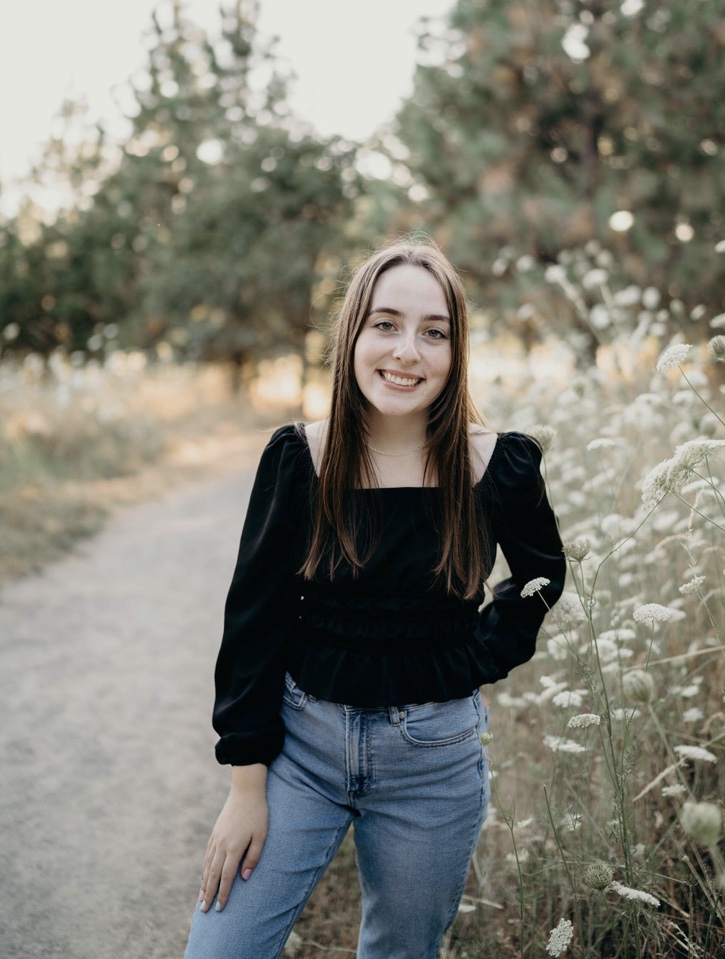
[378,369,424,388]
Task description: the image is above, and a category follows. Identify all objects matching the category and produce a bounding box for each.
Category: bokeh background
[2,2,725,958]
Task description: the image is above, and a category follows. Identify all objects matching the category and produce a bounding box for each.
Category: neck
[364,412,428,454]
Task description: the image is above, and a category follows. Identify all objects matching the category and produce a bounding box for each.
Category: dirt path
[0,450,267,959]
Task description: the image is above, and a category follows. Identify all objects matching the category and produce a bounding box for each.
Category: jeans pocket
[282,672,308,711]
[400,693,480,747]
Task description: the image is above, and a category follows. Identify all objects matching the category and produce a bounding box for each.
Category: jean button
[398,710,405,720]
[309,695,317,702]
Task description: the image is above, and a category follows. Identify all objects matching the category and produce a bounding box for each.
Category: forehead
[370,264,449,314]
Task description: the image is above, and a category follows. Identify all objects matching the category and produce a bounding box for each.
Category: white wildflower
[506,849,530,863]
[716,239,725,253]
[590,304,611,329]
[546,636,570,661]
[497,692,529,709]
[622,670,656,705]
[656,343,692,372]
[551,591,587,625]
[544,735,587,754]
[680,802,723,846]
[710,312,725,329]
[546,918,574,957]
[661,784,687,798]
[562,537,593,561]
[479,731,494,746]
[527,424,556,451]
[611,706,641,722]
[679,576,705,595]
[599,627,636,645]
[708,335,725,361]
[642,286,660,309]
[683,707,704,723]
[283,931,303,956]
[545,264,566,283]
[516,818,534,829]
[675,681,702,699]
[587,437,618,450]
[674,745,718,764]
[593,637,618,662]
[582,268,609,289]
[537,677,569,704]
[633,603,675,624]
[521,577,551,598]
[552,690,586,709]
[568,713,601,729]
[608,881,660,908]
[641,439,725,509]
[562,812,582,831]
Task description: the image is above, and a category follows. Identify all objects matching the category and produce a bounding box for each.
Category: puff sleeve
[475,433,566,681]
[212,426,303,766]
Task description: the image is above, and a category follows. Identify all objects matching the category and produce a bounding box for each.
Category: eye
[373,319,396,332]
[425,327,449,340]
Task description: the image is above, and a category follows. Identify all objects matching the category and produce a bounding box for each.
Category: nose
[392,333,420,364]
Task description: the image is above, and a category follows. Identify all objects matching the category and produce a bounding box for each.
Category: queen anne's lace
[674,745,718,763]
[521,577,551,598]
[656,343,692,372]
[546,919,574,956]
[608,881,660,908]
[633,603,675,624]
[544,735,587,754]
[641,439,725,509]
[567,713,601,729]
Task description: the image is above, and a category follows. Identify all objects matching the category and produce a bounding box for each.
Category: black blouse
[213,425,565,766]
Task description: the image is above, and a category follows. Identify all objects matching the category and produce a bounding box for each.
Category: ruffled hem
[288,633,506,707]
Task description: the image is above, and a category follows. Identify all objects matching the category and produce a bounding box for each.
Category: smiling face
[352,263,453,427]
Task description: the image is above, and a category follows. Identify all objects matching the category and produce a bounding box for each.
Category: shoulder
[468,424,499,484]
[263,423,305,454]
[302,418,328,478]
[256,423,308,478]
[483,431,545,501]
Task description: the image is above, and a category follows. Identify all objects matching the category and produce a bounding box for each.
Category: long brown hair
[301,238,489,599]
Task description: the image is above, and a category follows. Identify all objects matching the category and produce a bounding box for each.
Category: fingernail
[201,901,208,911]
[215,901,222,912]
[242,868,252,881]
[198,890,204,902]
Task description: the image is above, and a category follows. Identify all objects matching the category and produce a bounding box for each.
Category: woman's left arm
[475,434,566,681]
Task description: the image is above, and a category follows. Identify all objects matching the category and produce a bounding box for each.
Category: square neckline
[297,422,500,490]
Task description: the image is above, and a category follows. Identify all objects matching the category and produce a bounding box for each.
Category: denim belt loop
[387,705,406,726]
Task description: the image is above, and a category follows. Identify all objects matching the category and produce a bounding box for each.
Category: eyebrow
[368,307,451,324]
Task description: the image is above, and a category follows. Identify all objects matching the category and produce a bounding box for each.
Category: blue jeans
[184,675,490,959]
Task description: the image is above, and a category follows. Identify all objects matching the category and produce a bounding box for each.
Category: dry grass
[0,354,297,586]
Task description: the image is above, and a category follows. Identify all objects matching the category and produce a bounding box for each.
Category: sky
[0,0,453,193]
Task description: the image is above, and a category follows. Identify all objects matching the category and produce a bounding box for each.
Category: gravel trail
[0,461,262,959]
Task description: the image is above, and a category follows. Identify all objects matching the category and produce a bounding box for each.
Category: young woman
[184,240,565,959]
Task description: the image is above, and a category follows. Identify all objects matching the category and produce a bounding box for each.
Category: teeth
[381,371,421,387]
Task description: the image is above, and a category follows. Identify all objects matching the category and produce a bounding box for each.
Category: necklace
[367,442,426,457]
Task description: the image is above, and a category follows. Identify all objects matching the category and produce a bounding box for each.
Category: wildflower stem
[679,367,725,428]
[495,798,527,959]
[543,786,578,897]
[670,491,725,534]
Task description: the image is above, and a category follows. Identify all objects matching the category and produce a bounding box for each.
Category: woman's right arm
[213,425,303,767]
[202,427,304,908]
[199,764,268,912]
